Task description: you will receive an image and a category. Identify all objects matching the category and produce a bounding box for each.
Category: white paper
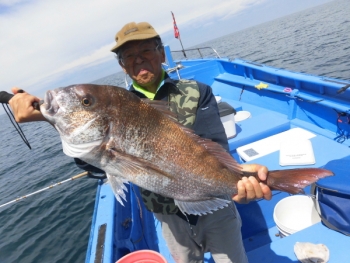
[279,139,315,166]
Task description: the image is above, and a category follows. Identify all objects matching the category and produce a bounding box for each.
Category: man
[109,22,271,263]
[9,21,271,263]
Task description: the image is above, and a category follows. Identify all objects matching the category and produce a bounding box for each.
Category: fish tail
[266,168,333,194]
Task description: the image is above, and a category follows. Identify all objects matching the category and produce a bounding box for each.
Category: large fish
[41,84,333,215]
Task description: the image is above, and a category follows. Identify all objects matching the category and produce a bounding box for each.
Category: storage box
[218,102,236,139]
[236,128,316,162]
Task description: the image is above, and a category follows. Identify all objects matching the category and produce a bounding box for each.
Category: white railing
[171,46,221,60]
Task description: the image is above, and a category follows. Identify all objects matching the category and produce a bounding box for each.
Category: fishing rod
[0,171,90,209]
[0,91,106,208]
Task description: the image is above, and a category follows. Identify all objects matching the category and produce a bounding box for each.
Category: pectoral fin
[106,173,129,205]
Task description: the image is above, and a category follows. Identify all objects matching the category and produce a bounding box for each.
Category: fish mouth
[42,90,60,116]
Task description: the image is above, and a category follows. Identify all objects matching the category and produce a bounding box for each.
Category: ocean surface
[0,0,349,262]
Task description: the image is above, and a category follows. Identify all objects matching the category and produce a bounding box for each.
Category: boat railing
[170,46,221,60]
[163,45,223,78]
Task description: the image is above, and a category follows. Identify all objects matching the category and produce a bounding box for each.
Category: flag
[171,12,180,39]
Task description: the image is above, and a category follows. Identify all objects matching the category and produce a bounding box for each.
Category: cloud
[0,0,266,95]
[0,0,332,115]
[0,0,27,6]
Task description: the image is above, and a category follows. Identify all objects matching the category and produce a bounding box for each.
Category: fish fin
[201,140,242,173]
[106,173,129,205]
[267,168,333,194]
[103,128,175,180]
[105,134,116,151]
[141,99,178,121]
[174,198,231,216]
[181,131,243,173]
[109,148,175,180]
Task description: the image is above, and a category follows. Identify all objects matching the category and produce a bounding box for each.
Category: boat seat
[220,99,290,157]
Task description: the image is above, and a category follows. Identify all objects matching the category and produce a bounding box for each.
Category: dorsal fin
[141,99,178,121]
[142,98,242,174]
[185,131,243,174]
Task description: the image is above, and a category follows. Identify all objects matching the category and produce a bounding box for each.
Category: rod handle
[0,91,14,104]
[0,90,41,110]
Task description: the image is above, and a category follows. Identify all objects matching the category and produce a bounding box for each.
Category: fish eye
[82,97,91,106]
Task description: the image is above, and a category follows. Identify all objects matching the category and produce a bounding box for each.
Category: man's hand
[232,164,272,204]
[9,87,46,123]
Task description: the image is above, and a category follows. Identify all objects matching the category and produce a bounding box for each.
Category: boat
[85,45,350,263]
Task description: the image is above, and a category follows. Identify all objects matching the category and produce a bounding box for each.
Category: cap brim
[111,33,159,52]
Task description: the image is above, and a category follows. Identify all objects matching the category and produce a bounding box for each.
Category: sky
[0,0,334,104]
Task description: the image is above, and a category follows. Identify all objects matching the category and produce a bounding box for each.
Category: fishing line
[0,171,90,209]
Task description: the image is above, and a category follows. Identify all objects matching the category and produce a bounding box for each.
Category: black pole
[178,36,187,58]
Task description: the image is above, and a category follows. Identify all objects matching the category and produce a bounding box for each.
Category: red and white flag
[171,12,180,39]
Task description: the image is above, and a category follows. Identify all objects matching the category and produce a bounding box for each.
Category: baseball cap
[111,22,159,53]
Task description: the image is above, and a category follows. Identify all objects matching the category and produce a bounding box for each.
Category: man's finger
[232,180,247,203]
[11,87,25,94]
[242,177,256,201]
[247,176,263,199]
[260,183,272,200]
[257,166,268,181]
[241,164,268,181]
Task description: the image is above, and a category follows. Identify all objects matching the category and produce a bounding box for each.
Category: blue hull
[86,46,350,263]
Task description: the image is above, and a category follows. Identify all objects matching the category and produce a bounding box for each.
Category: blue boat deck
[88,182,350,263]
[86,48,350,263]
[246,222,350,263]
[86,97,350,262]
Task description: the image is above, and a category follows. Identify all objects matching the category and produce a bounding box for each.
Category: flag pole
[178,36,187,58]
[171,12,187,58]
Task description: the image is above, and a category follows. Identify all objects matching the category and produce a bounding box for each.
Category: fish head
[40,84,117,157]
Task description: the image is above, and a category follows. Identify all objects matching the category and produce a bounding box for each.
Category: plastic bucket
[116,250,167,263]
[221,114,236,138]
[273,195,320,237]
[234,111,251,122]
[218,101,237,138]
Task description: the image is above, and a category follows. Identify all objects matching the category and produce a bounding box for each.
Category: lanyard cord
[2,103,32,149]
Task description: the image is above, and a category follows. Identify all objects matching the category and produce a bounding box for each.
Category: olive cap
[111,22,159,53]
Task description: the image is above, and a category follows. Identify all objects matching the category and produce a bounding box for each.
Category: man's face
[118,39,165,90]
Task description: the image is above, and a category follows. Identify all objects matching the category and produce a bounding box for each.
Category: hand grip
[0,91,14,104]
[0,90,35,150]
[0,91,42,110]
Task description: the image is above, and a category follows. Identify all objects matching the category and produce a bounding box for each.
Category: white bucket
[234,111,251,122]
[273,195,321,237]
[221,114,236,138]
